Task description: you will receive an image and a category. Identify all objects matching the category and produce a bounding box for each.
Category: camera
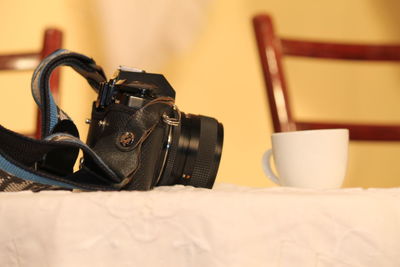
[84,66,224,190]
[0,50,223,192]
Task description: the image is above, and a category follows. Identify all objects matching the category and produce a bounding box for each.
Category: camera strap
[0,49,125,191]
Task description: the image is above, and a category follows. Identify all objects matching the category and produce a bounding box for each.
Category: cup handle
[262,149,281,185]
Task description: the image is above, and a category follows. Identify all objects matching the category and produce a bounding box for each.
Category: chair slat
[282,39,400,61]
[0,53,40,71]
[295,121,400,141]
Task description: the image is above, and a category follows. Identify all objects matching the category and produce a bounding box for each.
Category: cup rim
[271,128,349,137]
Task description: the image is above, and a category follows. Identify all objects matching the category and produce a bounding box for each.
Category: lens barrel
[157,113,223,189]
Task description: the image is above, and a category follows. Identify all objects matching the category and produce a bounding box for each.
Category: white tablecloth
[1,184,400,267]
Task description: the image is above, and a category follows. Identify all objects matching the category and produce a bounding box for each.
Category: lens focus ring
[189,116,222,188]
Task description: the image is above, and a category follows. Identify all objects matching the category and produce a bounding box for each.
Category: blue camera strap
[0,49,122,191]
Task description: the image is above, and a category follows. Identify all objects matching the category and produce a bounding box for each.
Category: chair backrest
[0,28,62,139]
[252,14,400,141]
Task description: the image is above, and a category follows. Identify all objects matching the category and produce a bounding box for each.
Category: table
[1,184,399,266]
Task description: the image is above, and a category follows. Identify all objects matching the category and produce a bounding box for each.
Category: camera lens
[157,113,223,188]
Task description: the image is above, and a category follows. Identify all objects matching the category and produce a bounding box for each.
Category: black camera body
[85,67,223,190]
[0,50,223,192]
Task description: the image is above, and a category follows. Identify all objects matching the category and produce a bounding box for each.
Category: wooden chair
[0,28,63,139]
[252,14,400,141]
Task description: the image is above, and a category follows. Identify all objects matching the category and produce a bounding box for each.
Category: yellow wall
[164,0,400,188]
[1,0,400,188]
[0,0,101,138]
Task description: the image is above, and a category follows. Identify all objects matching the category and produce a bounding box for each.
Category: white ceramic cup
[262,129,349,189]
